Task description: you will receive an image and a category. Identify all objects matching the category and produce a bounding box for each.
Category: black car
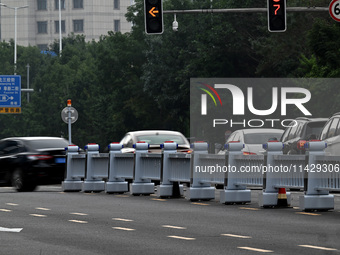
[0,137,69,191]
[280,117,328,154]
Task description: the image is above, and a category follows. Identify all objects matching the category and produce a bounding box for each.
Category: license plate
[55,158,66,164]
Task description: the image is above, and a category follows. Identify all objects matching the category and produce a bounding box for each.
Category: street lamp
[0,3,29,75]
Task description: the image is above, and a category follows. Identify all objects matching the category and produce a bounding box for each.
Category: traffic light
[268,0,286,32]
[144,0,163,34]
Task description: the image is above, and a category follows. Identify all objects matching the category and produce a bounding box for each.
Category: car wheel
[11,168,37,192]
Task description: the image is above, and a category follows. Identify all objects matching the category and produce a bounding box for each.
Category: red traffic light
[268,0,286,32]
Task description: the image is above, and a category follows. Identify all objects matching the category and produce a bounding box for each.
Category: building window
[55,20,66,33]
[73,20,84,32]
[114,20,120,32]
[55,0,66,10]
[37,21,48,34]
[37,0,47,10]
[114,0,120,9]
[37,44,48,51]
[73,0,83,8]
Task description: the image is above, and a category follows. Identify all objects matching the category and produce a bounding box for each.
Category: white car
[220,128,284,155]
[119,130,192,153]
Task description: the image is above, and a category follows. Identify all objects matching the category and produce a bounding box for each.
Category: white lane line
[29,214,47,217]
[69,220,88,224]
[299,245,337,251]
[6,203,18,206]
[35,207,51,211]
[113,227,135,231]
[112,218,134,222]
[162,225,187,230]
[0,209,12,212]
[222,234,252,239]
[168,235,196,241]
[238,247,273,253]
[0,227,23,233]
[70,212,88,216]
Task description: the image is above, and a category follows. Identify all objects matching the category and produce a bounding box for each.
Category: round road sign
[61,106,78,124]
[329,0,340,22]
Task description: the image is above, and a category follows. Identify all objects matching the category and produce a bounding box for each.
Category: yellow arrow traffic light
[144,0,163,34]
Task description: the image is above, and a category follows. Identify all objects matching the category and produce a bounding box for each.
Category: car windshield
[136,134,186,145]
[25,139,69,150]
[305,122,326,139]
[244,133,282,144]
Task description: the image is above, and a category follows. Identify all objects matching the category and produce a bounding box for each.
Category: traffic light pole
[163,7,328,14]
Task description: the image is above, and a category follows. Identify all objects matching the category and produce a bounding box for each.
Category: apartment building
[0,0,132,50]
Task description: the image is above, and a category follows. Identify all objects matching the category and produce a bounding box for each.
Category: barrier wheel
[190,199,199,202]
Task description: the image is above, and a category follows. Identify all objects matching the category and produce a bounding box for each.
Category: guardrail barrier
[63,140,340,211]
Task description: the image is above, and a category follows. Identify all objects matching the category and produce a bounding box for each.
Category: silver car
[221,128,284,155]
[319,113,340,156]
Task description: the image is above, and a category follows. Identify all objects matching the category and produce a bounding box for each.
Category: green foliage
[0,0,337,148]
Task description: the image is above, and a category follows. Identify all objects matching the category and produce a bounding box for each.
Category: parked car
[219,128,284,155]
[119,130,191,153]
[0,137,69,192]
[319,113,340,156]
[280,117,328,154]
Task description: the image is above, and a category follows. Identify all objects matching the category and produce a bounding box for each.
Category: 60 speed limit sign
[330,0,340,22]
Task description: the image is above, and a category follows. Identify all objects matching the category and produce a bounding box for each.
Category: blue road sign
[0,75,21,107]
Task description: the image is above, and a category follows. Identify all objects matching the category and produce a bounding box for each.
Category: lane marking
[239,207,260,211]
[30,214,47,217]
[0,227,23,233]
[35,207,51,211]
[296,212,320,216]
[150,194,157,197]
[151,198,167,202]
[299,245,337,251]
[6,203,18,206]
[168,235,196,241]
[238,247,273,253]
[0,209,12,212]
[112,218,134,222]
[293,207,300,210]
[191,202,209,206]
[70,212,88,216]
[69,220,88,224]
[115,195,129,198]
[162,225,187,230]
[113,227,135,231]
[222,234,252,239]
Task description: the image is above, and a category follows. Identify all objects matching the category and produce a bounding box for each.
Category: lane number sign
[329,0,340,22]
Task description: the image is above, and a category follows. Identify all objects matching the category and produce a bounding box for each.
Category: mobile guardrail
[62,145,86,192]
[82,143,109,193]
[105,143,135,193]
[157,141,191,198]
[299,141,335,211]
[130,142,162,195]
[220,142,264,204]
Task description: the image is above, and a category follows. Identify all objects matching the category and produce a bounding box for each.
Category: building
[0,0,132,50]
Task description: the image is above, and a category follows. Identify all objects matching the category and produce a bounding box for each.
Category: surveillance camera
[172,20,178,32]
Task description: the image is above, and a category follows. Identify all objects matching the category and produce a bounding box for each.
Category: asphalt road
[0,185,339,255]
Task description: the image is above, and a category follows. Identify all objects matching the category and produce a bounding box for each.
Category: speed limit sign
[329,0,340,22]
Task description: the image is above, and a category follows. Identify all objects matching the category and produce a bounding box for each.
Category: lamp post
[0,3,28,75]
[59,0,62,54]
